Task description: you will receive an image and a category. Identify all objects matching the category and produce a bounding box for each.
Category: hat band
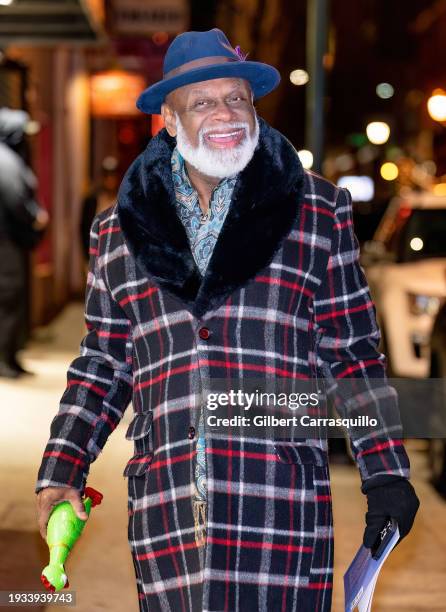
[164,55,238,79]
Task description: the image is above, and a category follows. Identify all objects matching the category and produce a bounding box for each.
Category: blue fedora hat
[136,29,281,114]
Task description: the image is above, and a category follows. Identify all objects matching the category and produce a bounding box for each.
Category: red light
[398,206,412,219]
[118,125,136,145]
[152,32,169,46]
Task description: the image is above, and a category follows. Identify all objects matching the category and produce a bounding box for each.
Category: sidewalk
[0,302,445,611]
[0,303,137,612]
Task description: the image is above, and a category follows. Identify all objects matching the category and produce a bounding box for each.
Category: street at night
[1,2,446,611]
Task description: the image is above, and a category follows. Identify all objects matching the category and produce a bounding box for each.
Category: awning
[0,0,106,45]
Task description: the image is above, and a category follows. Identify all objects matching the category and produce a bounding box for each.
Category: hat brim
[136,61,281,114]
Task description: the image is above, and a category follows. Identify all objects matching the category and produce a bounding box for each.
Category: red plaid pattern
[36,160,410,611]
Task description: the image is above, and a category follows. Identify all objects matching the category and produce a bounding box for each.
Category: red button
[198,327,210,340]
[188,426,196,439]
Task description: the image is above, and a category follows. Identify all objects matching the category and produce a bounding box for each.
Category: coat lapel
[117,117,305,318]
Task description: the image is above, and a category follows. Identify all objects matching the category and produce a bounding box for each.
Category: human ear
[161,102,177,137]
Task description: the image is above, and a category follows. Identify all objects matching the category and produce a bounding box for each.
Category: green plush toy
[40,487,103,592]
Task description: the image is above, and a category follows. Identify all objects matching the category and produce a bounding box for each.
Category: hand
[363,479,420,548]
[36,486,88,540]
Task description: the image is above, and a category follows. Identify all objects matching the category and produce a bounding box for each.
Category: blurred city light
[357,144,379,164]
[386,146,404,161]
[406,89,424,107]
[337,176,374,202]
[152,31,169,46]
[421,160,437,175]
[289,69,309,86]
[334,153,355,172]
[90,70,146,117]
[118,124,136,145]
[366,121,390,145]
[380,162,399,181]
[322,53,334,70]
[427,89,446,122]
[410,237,424,252]
[102,156,118,171]
[298,149,313,168]
[376,82,394,99]
[23,120,41,136]
[433,183,446,196]
[347,133,369,147]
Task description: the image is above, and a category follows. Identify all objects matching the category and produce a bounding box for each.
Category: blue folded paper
[344,518,400,612]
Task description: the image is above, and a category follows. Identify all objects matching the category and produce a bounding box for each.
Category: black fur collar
[117,117,305,319]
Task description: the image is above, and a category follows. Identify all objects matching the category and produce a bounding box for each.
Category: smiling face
[161,77,260,179]
[163,77,256,145]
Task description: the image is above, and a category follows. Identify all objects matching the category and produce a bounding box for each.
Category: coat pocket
[123,411,154,477]
[274,442,328,466]
[123,452,153,477]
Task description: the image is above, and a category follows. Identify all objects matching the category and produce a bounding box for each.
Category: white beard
[174,112,260,179]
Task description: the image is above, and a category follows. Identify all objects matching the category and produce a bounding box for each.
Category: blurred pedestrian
[80,156,119,265]
[0,108,48,378]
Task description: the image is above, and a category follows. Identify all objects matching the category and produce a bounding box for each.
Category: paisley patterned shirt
[171,146,237,502]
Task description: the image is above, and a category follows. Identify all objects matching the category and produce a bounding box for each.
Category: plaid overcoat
[36,118,410,612]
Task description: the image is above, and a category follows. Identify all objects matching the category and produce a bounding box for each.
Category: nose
[210,100,237,123]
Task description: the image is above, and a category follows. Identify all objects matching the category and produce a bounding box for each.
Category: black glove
[362,476,420,549]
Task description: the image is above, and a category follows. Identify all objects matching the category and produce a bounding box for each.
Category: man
[0,108,48,378]
[36,29,419,612]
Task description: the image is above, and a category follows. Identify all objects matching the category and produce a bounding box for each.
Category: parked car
[428,300,446,496]
[360,190,446,378]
